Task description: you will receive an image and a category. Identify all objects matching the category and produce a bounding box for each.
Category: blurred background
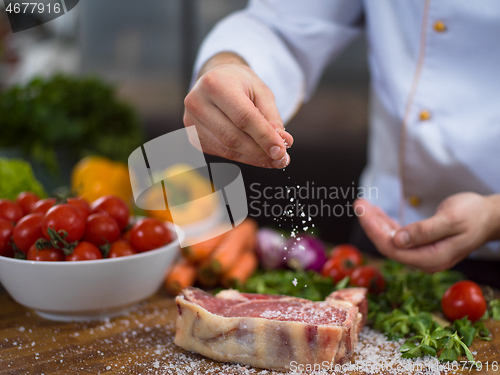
[0,0,369,245]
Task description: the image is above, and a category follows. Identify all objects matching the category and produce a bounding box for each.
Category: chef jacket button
[433,21,447,32]
[408,195,421,207]
[419,110,431,121]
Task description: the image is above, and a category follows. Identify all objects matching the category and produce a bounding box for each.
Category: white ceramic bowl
[0,223,183,322]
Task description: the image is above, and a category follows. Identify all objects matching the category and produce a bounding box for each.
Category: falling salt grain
[292,278,298,287]
[106,366,111,370]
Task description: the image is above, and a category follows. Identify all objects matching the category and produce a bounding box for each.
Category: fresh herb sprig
[368,260,464,321]
[376,298,490,365]
[240,269,343,301]
[481,288,500,321]
[489,299,500,320]
[371,260,492,367]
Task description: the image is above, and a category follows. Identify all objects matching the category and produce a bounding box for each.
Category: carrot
[220,251,258,289]
[181,233,226,263]
[209,218,257,275]
[164,258,197,296]
[197,261,220,288]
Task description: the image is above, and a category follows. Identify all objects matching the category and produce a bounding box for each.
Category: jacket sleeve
[192,0,364,124]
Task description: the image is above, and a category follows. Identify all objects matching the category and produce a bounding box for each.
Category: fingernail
[271,153,290,168]
[269,145,282,160]
[395,230,410,248]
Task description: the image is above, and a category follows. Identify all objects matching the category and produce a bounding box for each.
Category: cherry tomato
[15,192,40,216]
[12,213,44,254]
[66,241,103,261]
[322,257,355,283]
[330,244,363,265]
[32,198,56,215]
[41,204,86,243]
[0,199,23,223]
[67,197,91,219]
[83,213,120,246]
[26,243,65,261]
[130,218,170,252]
[441,281,487,322]
[323,244,364,282]
[0,218,14,257]
[350,265,386,294]
[108,239,137,258]
[121,228,132,242]
[91,195,130,231]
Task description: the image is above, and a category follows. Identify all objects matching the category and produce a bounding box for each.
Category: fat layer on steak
[174,287,367,371]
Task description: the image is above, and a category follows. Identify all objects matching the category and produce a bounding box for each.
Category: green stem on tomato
[46,227,77,255]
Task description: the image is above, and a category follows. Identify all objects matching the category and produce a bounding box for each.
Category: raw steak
[174,287,368,371]
[328,287,368,327]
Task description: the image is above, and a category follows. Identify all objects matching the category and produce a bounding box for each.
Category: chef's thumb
[393,214,457,249]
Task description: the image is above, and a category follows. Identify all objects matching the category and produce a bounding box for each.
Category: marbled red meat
[174,287,367,371]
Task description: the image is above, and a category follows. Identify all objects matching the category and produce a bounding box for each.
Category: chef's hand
[354,193,500,273]
[183,52,293,168]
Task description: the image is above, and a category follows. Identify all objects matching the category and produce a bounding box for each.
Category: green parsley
[370,260,491,367]
[239,269,342,301]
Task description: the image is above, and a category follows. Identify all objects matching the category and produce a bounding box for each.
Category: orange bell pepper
[71,156,133,205]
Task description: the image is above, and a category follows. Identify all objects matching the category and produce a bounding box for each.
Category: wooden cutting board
[1,287,499,375]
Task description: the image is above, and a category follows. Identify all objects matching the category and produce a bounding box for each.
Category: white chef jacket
[193,0,500,259]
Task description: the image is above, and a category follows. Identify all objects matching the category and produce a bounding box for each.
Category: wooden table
[1,285,499,375]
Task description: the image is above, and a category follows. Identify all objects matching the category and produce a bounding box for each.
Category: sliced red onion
[286,235,328,272]
[255,228,288,270]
